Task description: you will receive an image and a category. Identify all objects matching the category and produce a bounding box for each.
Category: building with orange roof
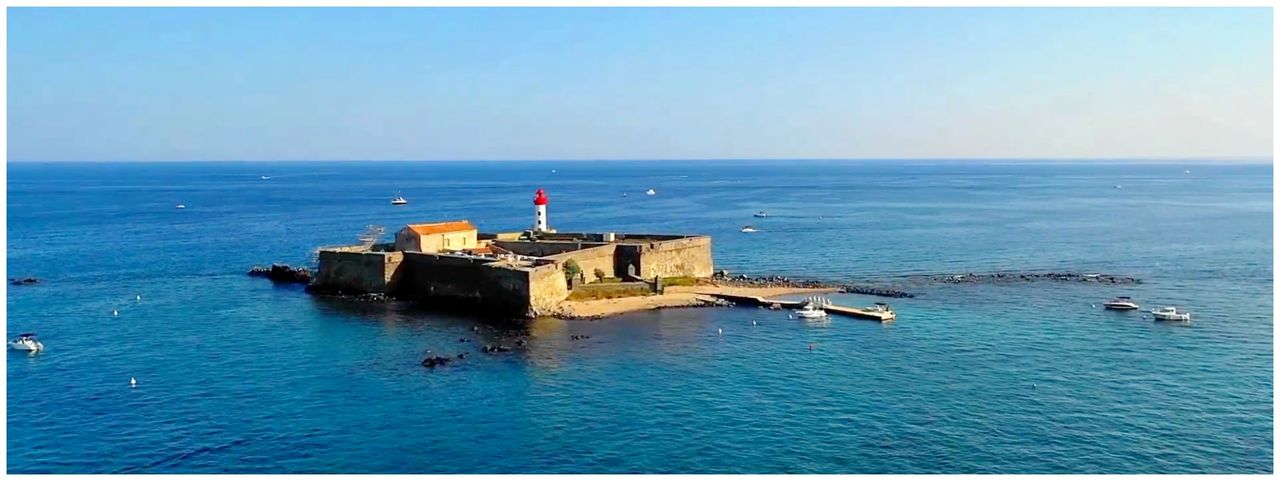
[394,220,478,253]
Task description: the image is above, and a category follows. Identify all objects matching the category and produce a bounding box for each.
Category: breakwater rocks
[247,264,314,284]
[911,272,1141,285]
[710,272,916,299]
[9,277,39,286]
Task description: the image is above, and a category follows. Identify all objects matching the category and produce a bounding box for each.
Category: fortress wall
[527,263,570,316]
[399,253,542,318]
[314,250,404,293]
[633,236,714,279]
[545,243,618,281]
[491,240,608,257]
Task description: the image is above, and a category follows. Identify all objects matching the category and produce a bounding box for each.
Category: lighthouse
[533,188,550,232]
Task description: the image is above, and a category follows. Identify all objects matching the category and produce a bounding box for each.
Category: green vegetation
[593,268,606,282]
[567,284,652,301]
[660,276,700,287]
[563,259,582,283]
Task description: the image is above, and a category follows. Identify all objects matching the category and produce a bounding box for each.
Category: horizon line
[6,156,1274,164]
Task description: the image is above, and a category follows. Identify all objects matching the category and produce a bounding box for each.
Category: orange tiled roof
[404,220,477,236]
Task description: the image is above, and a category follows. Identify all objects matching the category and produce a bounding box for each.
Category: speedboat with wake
[391,193,408,205]
[740,225,758,233]
[9,333,43,352]
[754,211,768,218]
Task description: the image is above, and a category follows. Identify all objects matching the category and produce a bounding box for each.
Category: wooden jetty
[703,293,896,322]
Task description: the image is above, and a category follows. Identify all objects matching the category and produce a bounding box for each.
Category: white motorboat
[754,211,768,218]
[794,304,827,319]
[9,333,43,352]
[260,175,271,180]
[1151,306,1191,322]
[391,193,408,205]
[740,225,758,233]
[1103,296,1140,310]
[793,296,831,319]
[175,204,186,209]
[645,189,657,196]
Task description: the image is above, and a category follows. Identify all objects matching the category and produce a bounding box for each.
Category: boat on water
[175,204,186,209]
[1151,306,1191,322]
[645,189,656,196]
[754,211,768,218]
[391,193,408,205]
[9,333,43,352]
[793,296,831,319]
[740,225,758,233]
[1103,296,1140,310]
[794,304,827,319]
[865,302,895,316]
[260,175,271,180]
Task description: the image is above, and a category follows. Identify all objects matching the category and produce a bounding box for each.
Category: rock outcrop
[9,277,39,286]
[248,264,314,284]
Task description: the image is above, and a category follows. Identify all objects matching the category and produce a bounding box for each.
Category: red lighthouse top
[533,188,548,206]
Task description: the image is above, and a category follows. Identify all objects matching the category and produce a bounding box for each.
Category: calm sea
[6,160,1273,473]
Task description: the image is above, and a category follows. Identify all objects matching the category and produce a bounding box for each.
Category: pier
[704,293,897,322]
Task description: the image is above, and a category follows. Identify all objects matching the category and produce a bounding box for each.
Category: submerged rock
[9,277,39,286]
[421,355,452,368]
[248,264,314,284]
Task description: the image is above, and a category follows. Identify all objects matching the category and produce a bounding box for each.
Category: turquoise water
[7,160,1272,473]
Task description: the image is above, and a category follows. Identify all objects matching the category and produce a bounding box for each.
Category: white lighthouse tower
[533,188,550,232]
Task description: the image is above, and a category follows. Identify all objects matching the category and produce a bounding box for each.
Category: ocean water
[6,160,1272,474]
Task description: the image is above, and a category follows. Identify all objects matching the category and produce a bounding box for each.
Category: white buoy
[717,328,723,336]
[1091,304,1096,308]
[113,309,119,317]
[752,320,757,326]
[136,295,142,301]
[130,377,137,387]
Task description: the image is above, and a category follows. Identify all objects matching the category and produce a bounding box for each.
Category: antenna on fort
[357,225,386,248]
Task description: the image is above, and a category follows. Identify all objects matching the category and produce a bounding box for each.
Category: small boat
[1103,296,1140,310]
[1151,306,1191,322]
[645,189,656,196]
[793,297,830,319]
[391,193,408,205]
[260,176,271,180]
[740,225,758,233]
[754,211,768,218]
[9,333,43,352]
[175,204,186,209]
[794,304,827,319]
[1114,185,1123,189]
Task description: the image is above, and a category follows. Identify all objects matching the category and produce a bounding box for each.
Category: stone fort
[311,189,714,318]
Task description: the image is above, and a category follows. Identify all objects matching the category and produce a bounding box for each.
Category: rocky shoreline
[902,271,1142,285]
[247,264,314,284]
[711,272,916,299]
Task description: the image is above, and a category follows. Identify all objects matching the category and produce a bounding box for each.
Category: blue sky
[7,7,1273,161]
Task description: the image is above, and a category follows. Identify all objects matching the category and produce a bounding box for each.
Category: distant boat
[793,298,829,319]
[260,176,271,180]
[1184,170,1191,174]
[1114,185,1123,189]
[645,189,656,196]
[175,204,186,209]
[391,193,408,205]
[1103,296,1140,310]
[1151,306,1191,322]
[740,225,758,233]
[754,211,768,218]
[622,192,628,197]
[8,333,42,352]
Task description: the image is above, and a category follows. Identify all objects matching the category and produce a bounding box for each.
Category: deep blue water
[6,160,1273,473]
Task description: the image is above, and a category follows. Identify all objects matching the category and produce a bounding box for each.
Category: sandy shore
[552,284,838,319]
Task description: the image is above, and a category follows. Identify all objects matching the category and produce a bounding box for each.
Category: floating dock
[703,293,896,322]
